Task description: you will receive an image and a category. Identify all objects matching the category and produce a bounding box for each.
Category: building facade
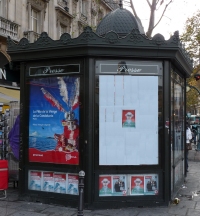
[0,0,117,68]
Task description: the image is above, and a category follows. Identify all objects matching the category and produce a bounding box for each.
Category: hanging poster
[122,110,135,128]
[99,175,112,196]
[28,171,42,191]
[130,175,145,195]
[144,174,158,195]
[67,174,79,195]
[42,171,54,192]
[28,76,80,165]
[112,175,127,196]
[54,173,67,194]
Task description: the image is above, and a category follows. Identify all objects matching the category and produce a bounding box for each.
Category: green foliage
[180,10,200,113]
[180,10,200,66]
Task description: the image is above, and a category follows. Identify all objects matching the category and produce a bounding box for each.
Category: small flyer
[130,175,145,195]
[66,174,79,195]
[54,173,67,194]
[122,110,135,128]
[42,172,54,192]
[99,175,112,196]
[112,175,127,196]
[28,171,42,191]
[144,174,159,195]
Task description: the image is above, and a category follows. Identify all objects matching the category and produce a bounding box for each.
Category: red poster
[122,110,135,128]
[130,176,144,195]
[99,176,112,195]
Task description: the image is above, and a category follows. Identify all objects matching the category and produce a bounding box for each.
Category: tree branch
[151,0,173,33]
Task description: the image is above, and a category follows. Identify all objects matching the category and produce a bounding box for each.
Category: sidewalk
[0,160,200,215]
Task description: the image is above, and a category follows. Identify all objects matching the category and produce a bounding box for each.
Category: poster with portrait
[42,172,54,192]
[54,173,67,194]
[99,175,112,196]
[122,110,135,128]
[112,175,127,196]
[28,171,42,191]
[130,175,145,195]
[28,76,80,165]
[66,174,79,195]
[144,174,158,195]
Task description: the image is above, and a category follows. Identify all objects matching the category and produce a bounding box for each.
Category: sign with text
[29,64,80,76]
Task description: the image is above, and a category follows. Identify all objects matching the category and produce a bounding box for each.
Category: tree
[180,10,200,66]
[180,11,200,113]
[127,0,173,38]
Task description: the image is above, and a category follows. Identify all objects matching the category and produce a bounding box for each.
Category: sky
[125,0,200,39]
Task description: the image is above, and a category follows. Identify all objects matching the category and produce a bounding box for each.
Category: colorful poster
[144,174,158,195]
[99,175,112,196]
[122,110,135,128]
[28,76,80,165]
[67,174,79,195]
[42,172,54,192]
[112,175,127,196]
[28,171,42,191]
[130,175,145,195]
[54,173,67,194]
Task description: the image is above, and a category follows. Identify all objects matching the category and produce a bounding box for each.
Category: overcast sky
[125,0,200,39]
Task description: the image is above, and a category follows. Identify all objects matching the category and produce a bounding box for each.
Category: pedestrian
[186,122,192,172]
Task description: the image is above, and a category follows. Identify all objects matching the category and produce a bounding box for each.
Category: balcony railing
[0,16,20,41]
[23,31,40,43]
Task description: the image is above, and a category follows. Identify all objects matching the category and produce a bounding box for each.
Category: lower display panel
[99,174,159,196]
[28,170,79,195]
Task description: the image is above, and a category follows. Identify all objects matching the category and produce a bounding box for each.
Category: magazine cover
[122,110,135,128]
[54,173,67,194]
[112,175,127,196]
[42,172,54,192]
[99,175,112,196]
[130,175,144,195]
[28,171,42,191]
[144,174,159,195]
[28,76,80,165]
[66,174,79,195]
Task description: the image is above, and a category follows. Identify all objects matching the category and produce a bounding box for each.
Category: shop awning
[0,86,20,103]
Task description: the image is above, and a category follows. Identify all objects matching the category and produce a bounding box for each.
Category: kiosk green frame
[7,23,193,208]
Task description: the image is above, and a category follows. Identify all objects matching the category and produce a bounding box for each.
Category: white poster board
[99,75,158,165]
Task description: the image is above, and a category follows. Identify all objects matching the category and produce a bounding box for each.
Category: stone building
[0,0,118,68]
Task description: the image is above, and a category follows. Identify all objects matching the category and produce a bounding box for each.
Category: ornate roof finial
[119,0,123,8]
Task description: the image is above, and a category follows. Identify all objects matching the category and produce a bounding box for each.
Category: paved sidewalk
[0,160,200,216]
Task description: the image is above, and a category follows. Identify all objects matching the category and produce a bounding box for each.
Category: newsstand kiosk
[7,7,193,209]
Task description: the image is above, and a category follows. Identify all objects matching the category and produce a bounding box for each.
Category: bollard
[77,170,85,216]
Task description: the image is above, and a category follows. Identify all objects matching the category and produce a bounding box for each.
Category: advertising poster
[67,174,79,195]
[130,175,145,195]
[112,175,127,196]
[42,172,54,192]
[54,173,67,194]
[144,174,158,195]
[122,110,135,128]
[28,171,42,191]
[28,76,80,165]
[99,175,112,196]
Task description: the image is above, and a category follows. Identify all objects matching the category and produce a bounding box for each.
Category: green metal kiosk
[7,6,193,209]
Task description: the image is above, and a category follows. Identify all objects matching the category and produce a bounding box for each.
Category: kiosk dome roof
[96,7,145,37]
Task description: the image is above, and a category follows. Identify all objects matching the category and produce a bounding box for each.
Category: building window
[31,9,38,32]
